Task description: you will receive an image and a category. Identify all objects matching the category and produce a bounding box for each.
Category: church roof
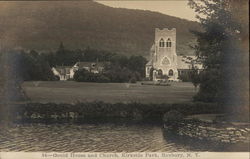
[177,56,203,69]
[146,60,153,66]
[150,44,155,52]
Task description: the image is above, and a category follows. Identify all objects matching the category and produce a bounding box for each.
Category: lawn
[22,81,197,104]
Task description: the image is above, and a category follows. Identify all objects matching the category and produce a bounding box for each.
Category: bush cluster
[4,43,147,82]
[2,51,57,81]
[74,67,141,83]
[8,102,223,122]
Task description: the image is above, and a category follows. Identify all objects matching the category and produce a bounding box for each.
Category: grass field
[22,81,196,104]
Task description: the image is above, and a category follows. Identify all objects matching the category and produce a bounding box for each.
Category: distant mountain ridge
[0,1,201,57]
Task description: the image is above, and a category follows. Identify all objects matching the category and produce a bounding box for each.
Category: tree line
[1,43,147,83]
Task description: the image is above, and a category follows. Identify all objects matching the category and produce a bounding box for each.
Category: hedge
[0,102,223,123]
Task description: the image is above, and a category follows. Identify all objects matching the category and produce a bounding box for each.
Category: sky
[96,0,198,21]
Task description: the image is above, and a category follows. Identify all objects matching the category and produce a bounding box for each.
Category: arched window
[168,69,174,76]
[166,38,171,48]
[159,38,165,47]
[158,69,163,76]
[149,68,154,80]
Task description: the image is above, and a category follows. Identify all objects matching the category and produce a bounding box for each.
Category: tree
[128,55,147,77]
[190,68,199,91]
[0,51,28,122]
[73,69,111,83]
[110,54,128,68]
[188,0,249,118]
[58,41,65,51]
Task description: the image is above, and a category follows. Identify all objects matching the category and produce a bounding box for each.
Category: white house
[51,66,72,81]
[52,61,108,81]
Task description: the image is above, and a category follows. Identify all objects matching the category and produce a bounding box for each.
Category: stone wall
[164,119,250,144]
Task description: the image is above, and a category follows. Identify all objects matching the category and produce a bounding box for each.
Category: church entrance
[149,68,154,81]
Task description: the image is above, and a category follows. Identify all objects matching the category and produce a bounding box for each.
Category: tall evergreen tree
[188,0,249,118]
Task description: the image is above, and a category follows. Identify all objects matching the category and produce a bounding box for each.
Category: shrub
[178,73,192,82]
[97,75,110,83]
[9,102,223,123]
[54,75,60,81]
[129,77,137,83]
[163,110,184,124]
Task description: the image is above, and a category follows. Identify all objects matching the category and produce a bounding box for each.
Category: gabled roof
[150,44,155,52]
[53,66,71,74]
[55,66,72,69]
[75,62,109,68]
[146,60,153,66]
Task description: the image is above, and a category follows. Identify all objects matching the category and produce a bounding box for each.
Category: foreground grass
[22,81,197,104]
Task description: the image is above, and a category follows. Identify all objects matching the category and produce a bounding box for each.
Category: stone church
[145,28,202,81]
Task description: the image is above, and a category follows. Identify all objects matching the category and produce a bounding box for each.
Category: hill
[0,1,201,57]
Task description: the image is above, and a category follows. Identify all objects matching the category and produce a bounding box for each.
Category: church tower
[152,28,178,81]
[146,28,202,81]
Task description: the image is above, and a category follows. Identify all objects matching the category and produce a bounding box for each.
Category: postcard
[0,1,249,159]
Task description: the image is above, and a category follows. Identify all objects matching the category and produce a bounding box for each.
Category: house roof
[75,62,109,68]
[53,66,71,75]
[55,66,72,69]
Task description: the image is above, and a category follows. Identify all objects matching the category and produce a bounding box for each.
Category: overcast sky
[96,0,198,21]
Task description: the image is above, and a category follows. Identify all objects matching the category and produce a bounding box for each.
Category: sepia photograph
[0,0,249,159]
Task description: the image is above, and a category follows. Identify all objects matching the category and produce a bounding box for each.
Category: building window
[162,57,170,65]
[166,38,171,48]
[169,69,174,76]
[149,68,154,80]
[159,38,165,47]
[158,69,163,76]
